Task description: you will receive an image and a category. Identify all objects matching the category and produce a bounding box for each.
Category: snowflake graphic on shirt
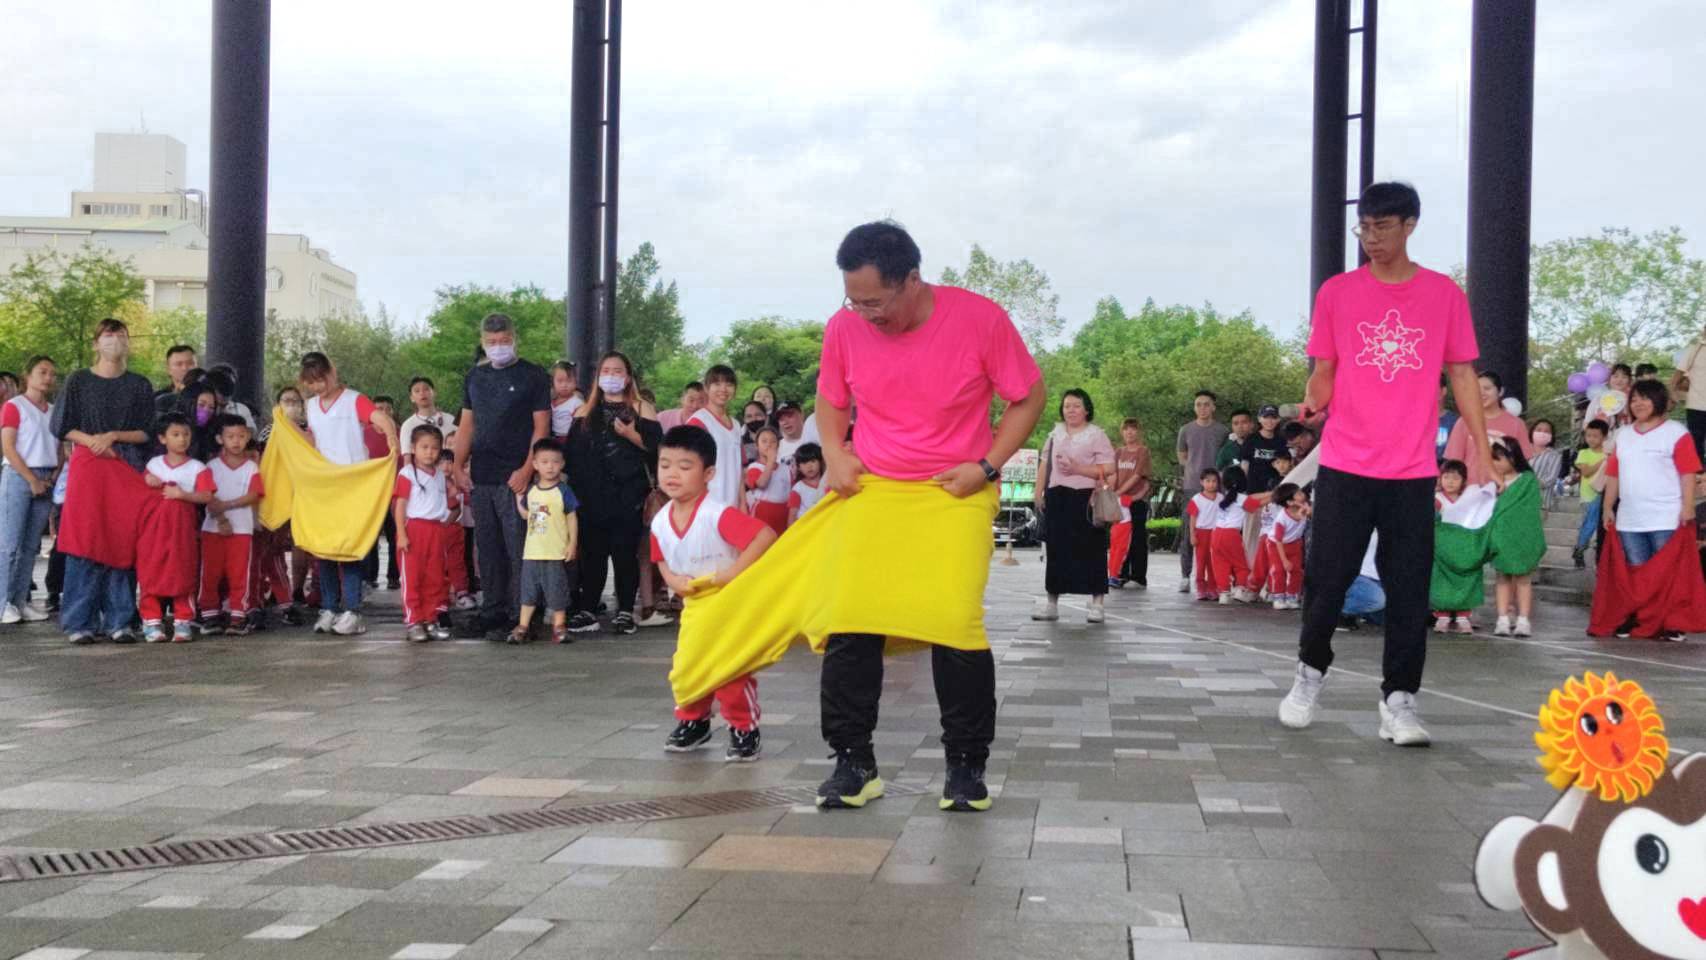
[1354,309,1425,383]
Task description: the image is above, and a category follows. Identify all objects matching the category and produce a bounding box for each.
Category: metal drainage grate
[0,782,929,883]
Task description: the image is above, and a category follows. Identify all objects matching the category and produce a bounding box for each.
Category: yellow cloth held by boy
[670,475,998,707]
[258,407,394,563]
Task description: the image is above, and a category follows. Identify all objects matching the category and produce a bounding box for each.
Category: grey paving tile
[210,804,379,830]
[56,908,286,952]
[307,903,514,944]
[254,858,436,891]
[0,917,86,957]
[972,858,1129,892]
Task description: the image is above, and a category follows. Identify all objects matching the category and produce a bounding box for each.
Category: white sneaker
[1177,580,1190,594]
[1278,662,1327,729]
[0,604,19,625]
[18,603,48,622]
[1031,600,1059,622]
[1433,615,1451,633]
[1513,616,1532,637]
[1217,593,1233,606]
[1273,599,1288,611]
[1286,599,1302,611]
[313,609,336,634]
[1378,692,1431,747]
[636,612,675,628]
[1086,603,1105,624]
[1493,616,1512,637]
[332,611,366,635]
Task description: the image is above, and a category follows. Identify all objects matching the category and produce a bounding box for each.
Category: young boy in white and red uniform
[199,414,264,635]
[394,423,460,644]
[652,426,778,762]
[1185,469,1221,600]
[142,412,216,642]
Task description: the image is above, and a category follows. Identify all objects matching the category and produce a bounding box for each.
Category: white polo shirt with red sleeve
[1,395,56,469]
[1606,420,1702,532]
[649,495,768,580]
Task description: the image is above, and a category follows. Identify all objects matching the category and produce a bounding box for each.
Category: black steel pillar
[1466,0,1536,404]
[566,0,620,368]
[205,0,270,412]
[1308,0,1350,306]
[1354,0,1377,265]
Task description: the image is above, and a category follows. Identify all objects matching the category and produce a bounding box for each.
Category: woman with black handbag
[563,352,662,636]
[1032,389,1115,624]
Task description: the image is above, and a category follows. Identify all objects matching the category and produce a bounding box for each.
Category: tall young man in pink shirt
[1278,183,1492,747]
[816,222,1047,813]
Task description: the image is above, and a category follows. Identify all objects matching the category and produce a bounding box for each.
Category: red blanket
[1587,523,1706,637]
[57,447,156,570]
[136,498,200,599]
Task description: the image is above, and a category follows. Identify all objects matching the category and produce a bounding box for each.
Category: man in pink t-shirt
[814,221,1046,815]
[1278,182,1492,748]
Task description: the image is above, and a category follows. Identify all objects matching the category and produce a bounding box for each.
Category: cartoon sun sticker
[1535,671,1668,803]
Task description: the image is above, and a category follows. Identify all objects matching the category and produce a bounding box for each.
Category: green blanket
[1431,518,1489,611]
[1429,472,1546,610]
[1489,472,1546,575]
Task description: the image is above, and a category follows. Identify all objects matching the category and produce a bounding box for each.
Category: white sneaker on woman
[1493,616,1512,637]
[1513,616,1532,637]
[0,604,19,625]
[1278,662,1327,729]
[18,603,48,622]
[1031,600,1059,622]
[1086,603,1105,624]
[332,611,366,635]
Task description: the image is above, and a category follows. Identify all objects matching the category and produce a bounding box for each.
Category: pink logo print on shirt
[1354,309,1425,383]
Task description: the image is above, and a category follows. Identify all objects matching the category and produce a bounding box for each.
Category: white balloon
[1501,397,1523,417]
[1586,384,1607,403]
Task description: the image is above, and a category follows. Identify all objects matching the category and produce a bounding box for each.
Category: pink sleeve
[1510,416,1534,457]
[816,315,852,409]
[1091,430,1116,465]
[0,403,17,430]
[649,533,664,564]
[1305,281,1337,360]
[1675,434,1703,474]
[355,394,377,424]
[716,508,767,551]
[248,473,265,497]
[194,468,216,493]
[1442,283,1480,363]
[979,307,1043,403]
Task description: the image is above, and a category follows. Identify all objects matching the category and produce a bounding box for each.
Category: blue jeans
[1619,528,1675,568]
[61,556,136,636]
[1343,574,1387,626]
[0,468,53,606]
[1574,498,1602,552]
[317,559,365,614]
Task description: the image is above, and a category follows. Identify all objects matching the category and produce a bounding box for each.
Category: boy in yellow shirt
[511,439,578,644]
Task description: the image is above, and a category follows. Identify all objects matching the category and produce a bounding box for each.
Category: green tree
[0,246,146,369]
[940,245,1063,349]
[264,306,420,407]
[613,242,685,378]
[713,317,825,413]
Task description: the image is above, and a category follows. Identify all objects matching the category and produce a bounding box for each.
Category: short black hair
[1635,362,1659,378]
[1439,459,1468,481]
[1584,419,1610,435]
[1631,378,1672,417]
[1230,409,1253,421]
[1282,421,1315,441]
[683,381,706,394]
[374,395,395,407]
[410,423,444,447]
[836,220,921,286]
[1195,389,1217,402]
[1199,467,1221,483]
[299,352,332,381]
[705,364,737,387]
[204,370,236,398]
[1356,181,1421,222]
[743,401,768,417]
[1060,388,1095,422]
[1611,362,1633,379]
[166,344,196,361]
[531,437,565,459]
[211,413,250,437]
[408,376,435,391]
[1489,436,1532,474]
[94,318,128,339]
[0,372,15,387]
[209,362,237,379]
[795,442,824,467]
[155,411,192,437]
[661,424,718,467]
[1272,482,1302,505]
[1478,369,1504,393]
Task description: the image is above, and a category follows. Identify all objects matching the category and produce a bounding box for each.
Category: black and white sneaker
[940,761,992,812]
[665,718,713,752]
[725,727,761,763]
[1614,617,1637,640]
[610,612,637,636]
[566,611,600,633]
[816,752,883,809]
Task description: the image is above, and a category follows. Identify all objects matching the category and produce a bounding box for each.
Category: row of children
[1182,449,1309,609]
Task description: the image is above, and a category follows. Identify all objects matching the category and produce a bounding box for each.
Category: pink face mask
[1532,431,1553,447]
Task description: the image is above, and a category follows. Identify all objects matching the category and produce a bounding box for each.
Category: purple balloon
[1586,362,1610,385]
[1566,372,1590,393]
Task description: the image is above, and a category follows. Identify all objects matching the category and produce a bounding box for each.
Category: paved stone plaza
[0,553,1695,959]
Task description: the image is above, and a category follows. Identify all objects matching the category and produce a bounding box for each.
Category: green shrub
[1146,516,1182,552]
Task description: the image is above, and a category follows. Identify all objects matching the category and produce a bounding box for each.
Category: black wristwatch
[977,458,1001,483]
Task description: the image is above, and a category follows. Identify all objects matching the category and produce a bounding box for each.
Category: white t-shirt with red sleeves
[1271,511,1308,544]
[146,454,215,495]
[790,478,826,517]
[1307,265,1479,481]
[306,387,377,466]
[394,463,458,523]
[1214,493,1261,530]
[1185,494,1220,532]
[649,495,768,580]
[1,395,57,469]
[202,455,264,534]
[689,409,745,510]
[1606,420,1703,532]
[745,461,791,508]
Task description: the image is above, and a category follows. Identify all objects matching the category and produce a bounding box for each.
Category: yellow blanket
[258,407,395,563]
[670,475,998,707]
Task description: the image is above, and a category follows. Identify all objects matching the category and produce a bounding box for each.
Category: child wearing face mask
[1528,419,1561,510]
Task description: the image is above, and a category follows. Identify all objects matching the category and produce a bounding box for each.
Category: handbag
[1090,485,1121,528]
[641,460,667,524]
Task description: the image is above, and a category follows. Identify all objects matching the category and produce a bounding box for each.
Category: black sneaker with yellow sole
[939,762,992,813]
[816,752,883,809]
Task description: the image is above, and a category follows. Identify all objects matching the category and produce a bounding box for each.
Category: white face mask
[96,335,127,361]
[598,375,627,396]
[485,344,517,368]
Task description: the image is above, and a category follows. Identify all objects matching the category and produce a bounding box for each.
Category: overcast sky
[3,0,1702,348]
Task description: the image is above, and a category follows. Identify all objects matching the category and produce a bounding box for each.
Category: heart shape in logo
[1679,897,1706,939]
[1382,340,1399,354]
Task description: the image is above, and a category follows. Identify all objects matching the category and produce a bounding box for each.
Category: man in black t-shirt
[449,313,551,637]
[1241,405,1290,492]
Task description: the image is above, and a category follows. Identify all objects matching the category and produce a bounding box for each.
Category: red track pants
[139,593,195,623]
[675,674,760,730]
[399,518,452,626]
[444,523,469,597]
[1210,527,1250,595]
[199,532,253,617]
[1192,527,1216,596]
[1260,539,1303,596]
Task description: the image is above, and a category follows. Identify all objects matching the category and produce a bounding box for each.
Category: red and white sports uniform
[1,395,56,469]
[140,455,214,623]
[1266,510,1307,597]
[1605,420,1702,532]
[1184,493,1220,597]
[745,461,791,535]
[688,409,746,512]
[650,495,768,730]
[789,478,826,519]
[1210,494,1262,594]
[199,455,264,617]
[394,463,458,626]
[306,387,378,466]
